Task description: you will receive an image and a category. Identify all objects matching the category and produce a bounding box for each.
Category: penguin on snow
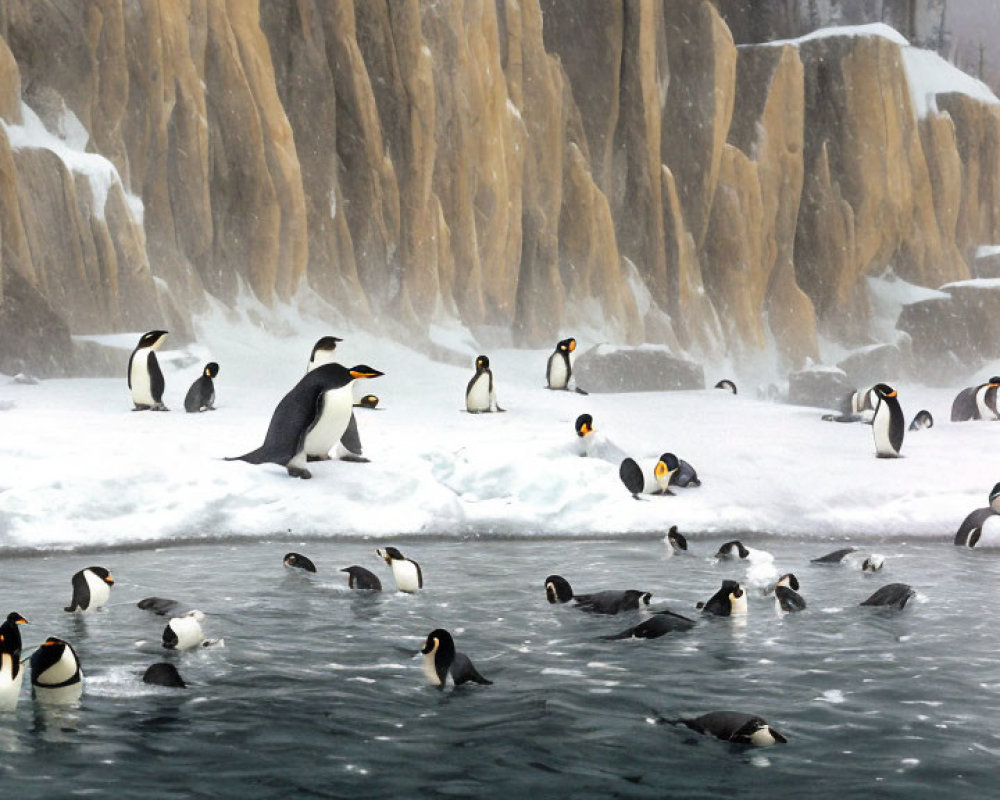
[184,362,219,413]
[128,330,169,411]
[871,383,904,458]
[466,355,504,413]
[306,337,368,462]
[546,338,586,393]
[951,377,1000,422]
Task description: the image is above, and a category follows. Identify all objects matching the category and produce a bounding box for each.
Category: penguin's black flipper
[860,583,916,610]
[951,386,978,422]
[148,351,165,406]
[573,387,589,396]
[450,652,492,686]
[955,508,993,546]
[811,547,855,564]
[339,412,363,457]
[126,349,135,390]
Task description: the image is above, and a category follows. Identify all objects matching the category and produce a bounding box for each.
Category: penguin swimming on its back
[771,573,806,613]
[30,637,83,704]
[227,363,383,479]
[664,711,787,747]
[128,330,168,411]
[421,629,492,689]
[0,612,28,710]
[871,383,904,458]
[954,482,1000,548]
[184,362,219,412]
[546,338,585,393]
[342,566,382,591]
[377,547,422,593]
[466,355,504,413]
[65,566,115,612]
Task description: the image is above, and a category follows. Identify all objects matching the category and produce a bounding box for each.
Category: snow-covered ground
[0,302,996,551]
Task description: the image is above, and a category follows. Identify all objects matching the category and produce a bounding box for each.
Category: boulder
[574,344,705,393]
[787,366,853,410]
[973,247,1000,279]
[836,342,909,387]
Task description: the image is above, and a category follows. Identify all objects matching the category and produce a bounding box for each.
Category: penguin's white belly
[422,652,443,686]
[976,386,997,420]
[34,651,82,705]
[167,616,205,650]
[873,404,896,456]
[130,350,154,405]
[391,560,421,593]
[0,655,23,710]
[547,355,569,389]
[976,514,1000,548]
[729,591,749,616]
[634,458,668,494]
[304,385,354,457]
[466,374,492,412]
[84,571,111,611]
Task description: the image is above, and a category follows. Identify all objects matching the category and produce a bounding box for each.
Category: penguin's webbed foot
[132,404,150,411]
[306,455,331,462]
[151,403,169,411]
[339,455,370,463]
[287,466,312,479]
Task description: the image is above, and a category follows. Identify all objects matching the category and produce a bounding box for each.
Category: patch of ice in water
[541,667,585,677]
[818,689,846,704]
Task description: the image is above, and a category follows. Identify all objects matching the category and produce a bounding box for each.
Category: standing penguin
[871,383,904,458]
[421,629,492,689]
[127,330,168,411]
[227,363,383,479]
[466,355,504,413]
[184,362,219,413]
[377,547,423,593]
[30,638,83,704]
[306,338,367,461]
[546,338,580,391]
[0,612,28,710]
[64,566,115,612]
[975,377,1000,420]
[954,482,1000,548]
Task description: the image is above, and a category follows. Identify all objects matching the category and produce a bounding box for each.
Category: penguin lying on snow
[619,454,678,497]
[421,629,492,689]
[663,711,787,747]
[342,566,382,591]
[65,567,115,612]
[283,553,317,573]
[227,363,383,479]
[908,410,933,431]
[698,580,747,616]
[377,547,422,593]
[954,482,1000,548]
[466,355,504,413]
[128,330,169,411]
[546,338,586,393]
[544,575,652,614]
[602,609,696,640]
[355,394,380,410]
[871,383,904,458]
[30,637,83,704]
[860,583,915,610]
[184,362,219,412]
[0,612,28,710]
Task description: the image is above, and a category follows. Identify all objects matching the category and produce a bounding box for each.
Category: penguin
[871,383,904,458]
[137,597,181,616]
[954,482,1000,548]
[772,573,806,613]
[544,574,574,604]
[951,385,978,422]
[667,711,787,747]
[466,355,504,413]
[669,458,701,489]
[574,414,628,462]
[664,525,688,556]
[64,566,115,612]
[127,330,169,411]
[602,609,696,640]
[698,580,747,617]
[342,566,382,591]
[283,553,317,573]
[355,394,380,410]
[908,410,933,431]
[974,376,1000,421]
[546,338,579,391]
[715,541,750,560]
[307,336,343,370]
[420,629,492,689]
[183,362,219,413]
[377,547,422,593]
[619,453,679,497]
[304,362,382,463]
[861,555,885,572]
[574,589,652,615]
[227,363,383,479]
[142,662,186,689]
[0,612,28,710]
[860,583,915,610]
[162,611,207,650]
[811,547,856,564]
[714,379,737,394]
[30,637,83,704]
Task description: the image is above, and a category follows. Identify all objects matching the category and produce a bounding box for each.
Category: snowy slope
[0,302,996,550]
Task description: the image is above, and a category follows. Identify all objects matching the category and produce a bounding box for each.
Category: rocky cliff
[0,1,997,380]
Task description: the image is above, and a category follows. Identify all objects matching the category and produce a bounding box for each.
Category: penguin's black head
[143,662,187,689]
[990,482,1000,503]
[777,573,799,591]
[31,637,76,673]
[204,362,220,378]
[716,541,749,559]
[138,330,168,349]
[873,383,896,399]
[557,338,576,353]
[667,525,688,551]
[379,547,405,563]
[312,336,343,355]
[475,355,490,372]
[990,376,1000,386]
[624,590,652,606]
[654,453,679,483]
[283,553,317,573]
[544,575,573,603]
[421,628,454,655]
[4,612,28,626]
[87,566,115,585]
[357,394,380,409]
[348,365,384,380]
[575,414,594,437]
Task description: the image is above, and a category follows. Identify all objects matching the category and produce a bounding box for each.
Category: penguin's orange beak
[580,423,591,436]
[886,390,897,398]
[569,340,576,352]
[350,369,384,379]
[104,575,115,585]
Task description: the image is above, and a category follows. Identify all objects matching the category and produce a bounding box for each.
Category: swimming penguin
[377,547,422,593]
[664,525,688,556]
[64,566,115,612]
[307,336,343,370]
[227,363,383,479]
[342,566,382,591]
[420,629,492,689]
[619,453,680,497]
[667,711,787,747]
[546,338,579,391]
[283,553,317,573]
[772,574,806,613]
[974,377,1000,421]
[954,482,1000,548]
[861,555,885,572]
[162,611,207,650]
[355,394,380,410]
[466,355,504,413]
[574,414,629,462]
[30,637,83,704]
[0,613,28,710]
[542,575,651,613]
[183,362,219,412]
[137,597,182,616]
[860,583,915,610]
[698,580,747,616]
[128,330,169,411]
[908,410,933,431]
[811,547,856,564]
[544,575,574,604]
[715,541,750,560]
[142,663,187,689]
[871,383,904,458]
[602,609,697,640]
[714,379,737,394]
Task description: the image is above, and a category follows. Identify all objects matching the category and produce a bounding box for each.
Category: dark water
[0,535,997,798]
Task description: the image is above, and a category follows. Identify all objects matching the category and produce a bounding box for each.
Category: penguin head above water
[665,526,688,552]
[544,575,573,604]
[775,573,799,591]
[421,628,456,687]
[203,362,220,378]
[557,338,576,354]
[575,414,594,438]
[136,330,168,350]
[377,546,407,565]
[861,555,884,572]
[715,541,750,560]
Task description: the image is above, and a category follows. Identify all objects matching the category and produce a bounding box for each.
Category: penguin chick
[420,629,492,689]
[65,567,115,612]
[184,362,219,412]
[908,410,933,431]
[377,547,423,593]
